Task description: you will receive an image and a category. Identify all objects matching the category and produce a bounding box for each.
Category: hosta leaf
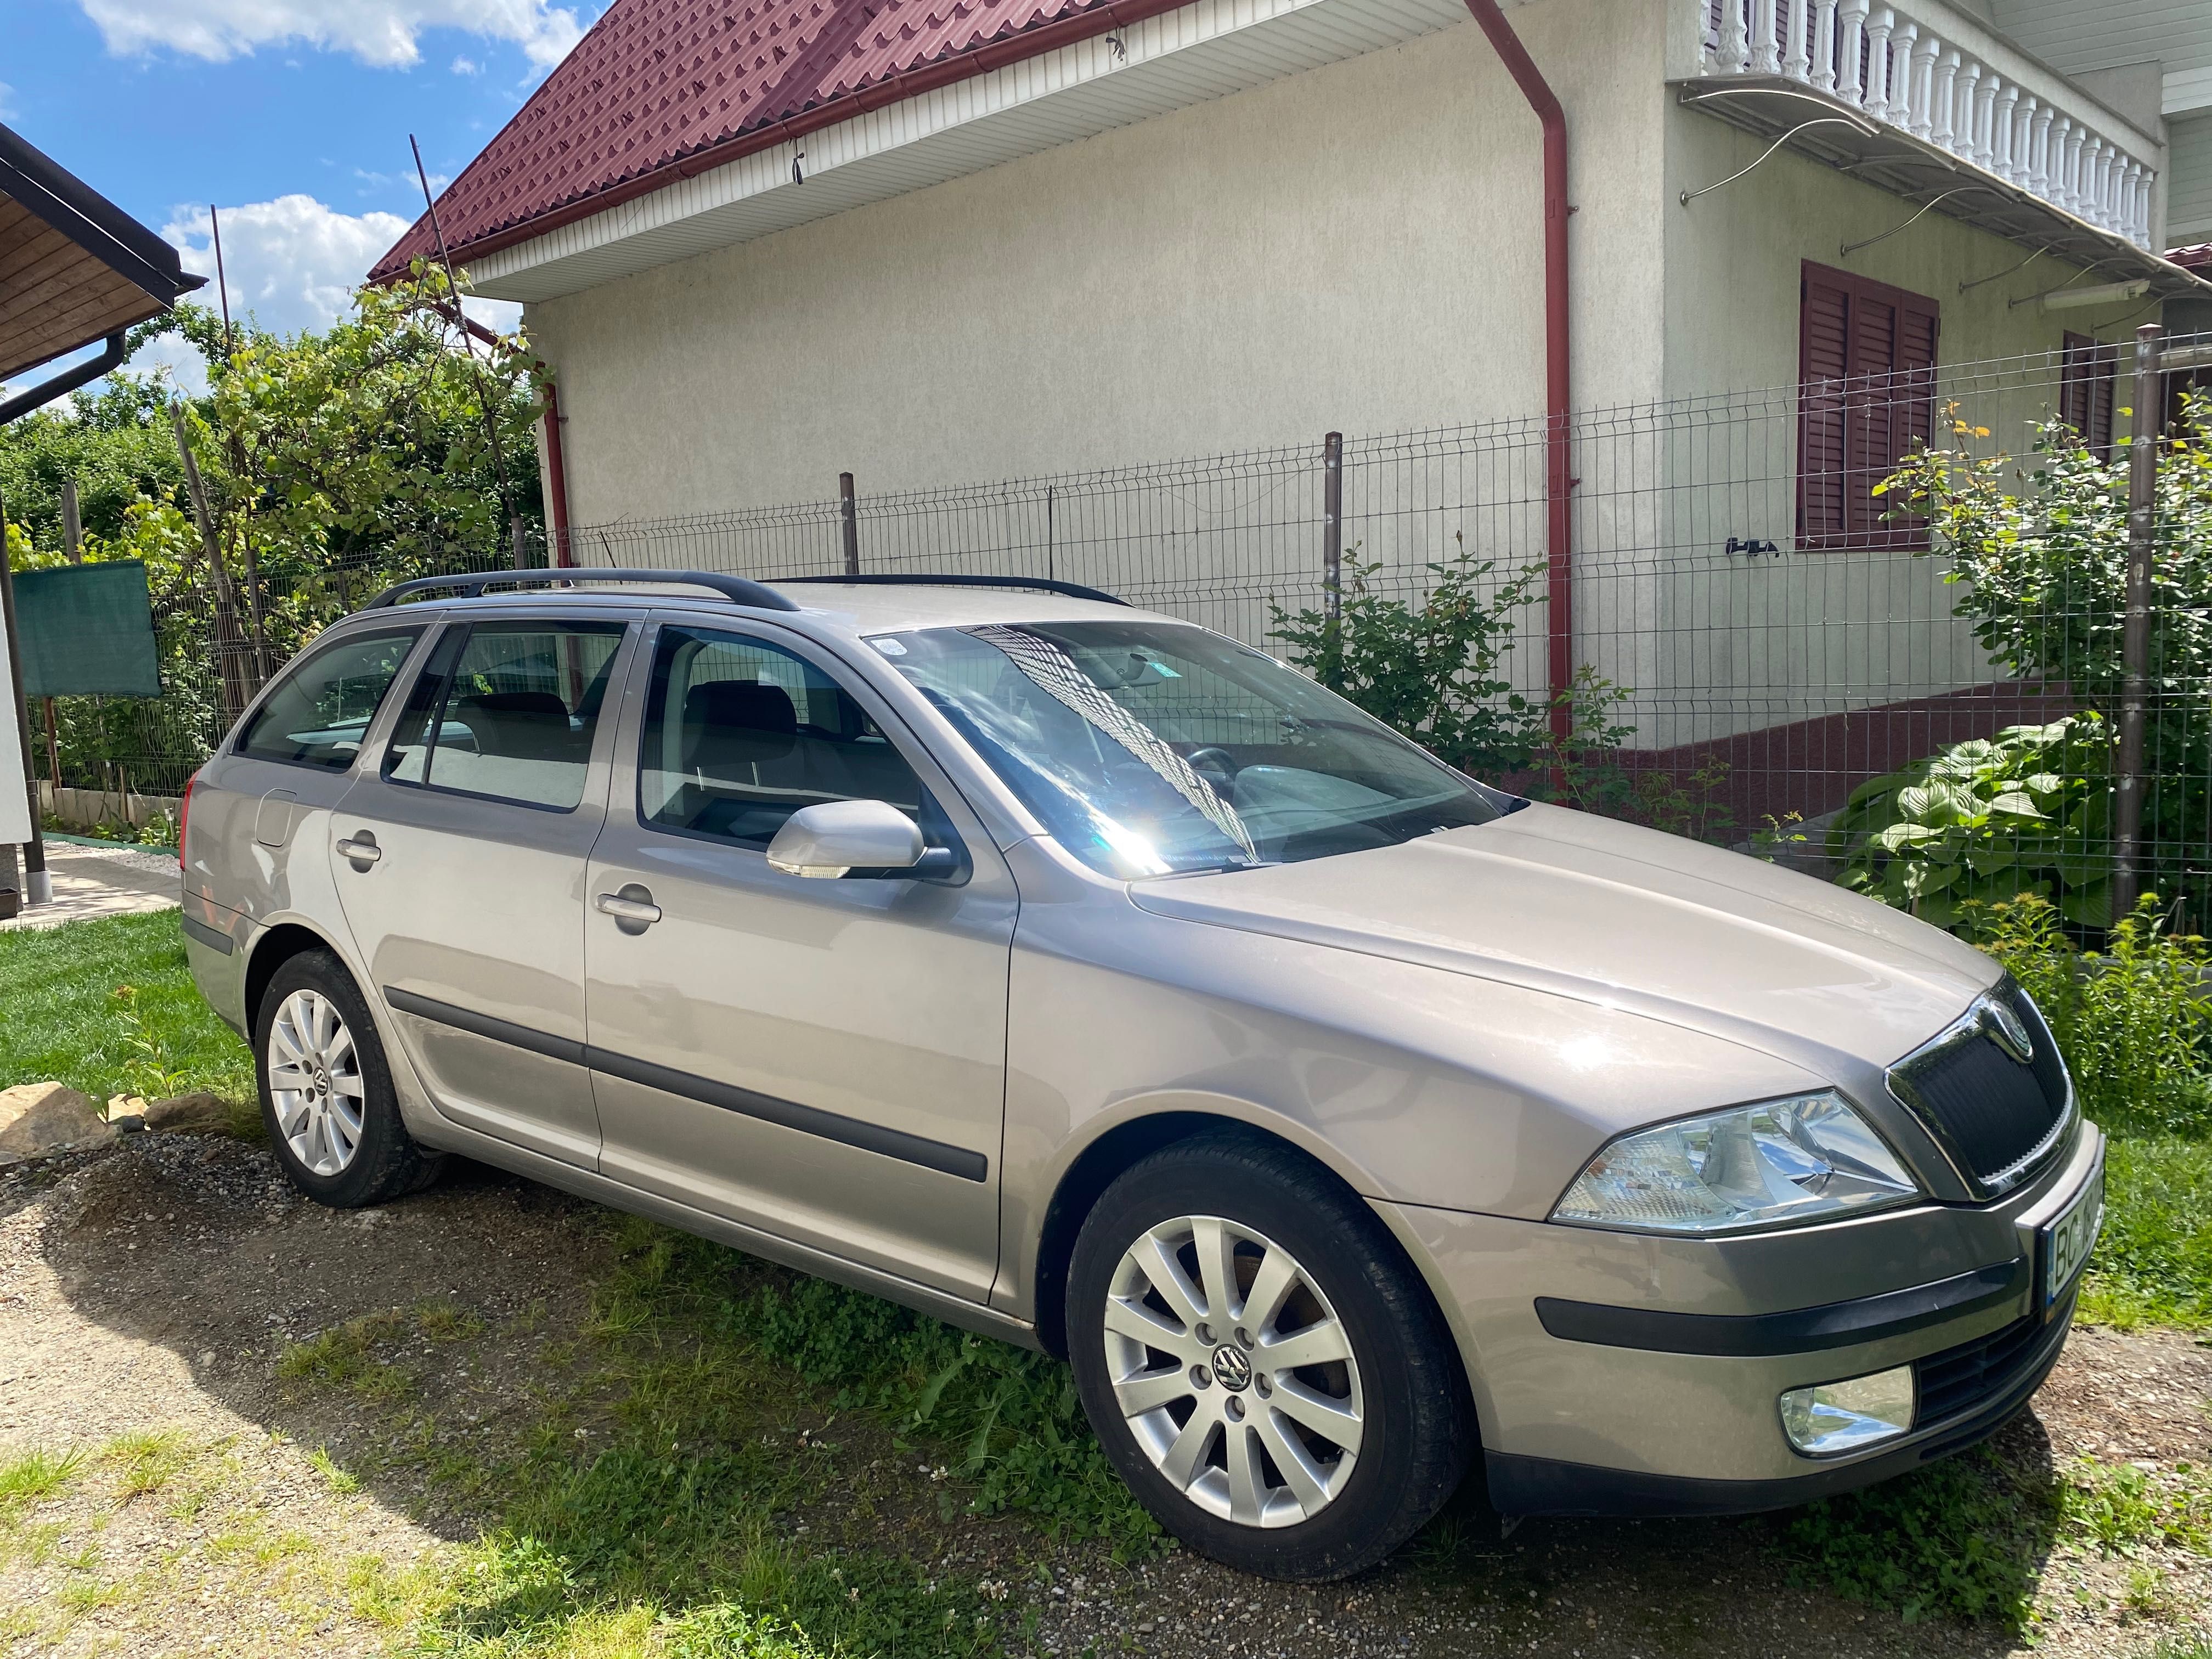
[1984,791,2047,820]
[2059,879,2113,930]
[1874,822,1943,852]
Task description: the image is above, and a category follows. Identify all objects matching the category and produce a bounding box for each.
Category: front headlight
[1551,1090,1921,1234]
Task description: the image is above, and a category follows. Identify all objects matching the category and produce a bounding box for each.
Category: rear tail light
[178,771,199,864]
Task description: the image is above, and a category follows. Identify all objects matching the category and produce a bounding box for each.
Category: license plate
[2040,1155,2104,1312]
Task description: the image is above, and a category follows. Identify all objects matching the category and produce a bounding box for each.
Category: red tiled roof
[369,0,1170,281]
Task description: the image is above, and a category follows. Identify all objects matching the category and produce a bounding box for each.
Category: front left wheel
[1066,1133,1471,1579]
[254,949,441,1207]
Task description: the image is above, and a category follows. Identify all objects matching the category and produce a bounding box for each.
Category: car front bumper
[1380,1118,2103,1516]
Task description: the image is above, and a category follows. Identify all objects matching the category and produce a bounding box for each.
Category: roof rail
[781,573,1128,606]
[362,568,802,612]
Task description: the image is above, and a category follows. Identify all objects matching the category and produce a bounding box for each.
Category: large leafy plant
[1829,716,2113,930]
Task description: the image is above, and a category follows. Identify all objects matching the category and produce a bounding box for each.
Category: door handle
[595,888,662,927]
[335,833,382,867]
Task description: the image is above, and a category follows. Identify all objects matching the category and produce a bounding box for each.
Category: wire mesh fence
[35,329,2210,933]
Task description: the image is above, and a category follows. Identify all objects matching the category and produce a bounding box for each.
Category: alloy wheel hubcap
[267,989,365,1177]
[1102,1215,1363,1529]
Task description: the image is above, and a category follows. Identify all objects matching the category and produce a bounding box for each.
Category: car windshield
[876,619,1517,877]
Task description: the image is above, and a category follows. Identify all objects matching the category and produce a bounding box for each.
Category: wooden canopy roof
[0,122,202,384]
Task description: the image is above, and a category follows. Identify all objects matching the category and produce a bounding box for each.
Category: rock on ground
[0,1082,117,1167]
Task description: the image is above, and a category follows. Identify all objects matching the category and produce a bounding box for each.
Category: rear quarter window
[235,628,422,770]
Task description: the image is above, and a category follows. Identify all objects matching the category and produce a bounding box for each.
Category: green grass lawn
[0,911,252,1105]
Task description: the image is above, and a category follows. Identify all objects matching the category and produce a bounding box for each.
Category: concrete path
[1,842,180,932]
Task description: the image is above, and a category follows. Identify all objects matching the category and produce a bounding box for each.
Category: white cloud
[0,83,16,120]
[79,0,585,69]
[126,195,522,392]
[451,54,478,75]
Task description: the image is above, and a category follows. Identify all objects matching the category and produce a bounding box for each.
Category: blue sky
[3,0,610,388]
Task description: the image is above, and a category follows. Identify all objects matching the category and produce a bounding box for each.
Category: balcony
[1684,0,2200,291]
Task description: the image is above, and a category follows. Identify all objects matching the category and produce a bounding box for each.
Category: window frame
[377,615,634,817]
[630,619,960,864]
[229,623,427,774]
[1796,259,1940,553]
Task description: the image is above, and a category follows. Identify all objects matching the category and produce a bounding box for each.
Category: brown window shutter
[1798,261,1940,550]
[2060,331,2117,458]
[1797,272,1851,542]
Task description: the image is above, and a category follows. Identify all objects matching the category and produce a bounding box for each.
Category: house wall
[525,0,1673,528]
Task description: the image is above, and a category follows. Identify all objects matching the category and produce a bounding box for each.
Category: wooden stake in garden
[169,401,255,724]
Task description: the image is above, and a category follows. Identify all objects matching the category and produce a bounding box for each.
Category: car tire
[1066,1132,1470,1579]
[254,949,441,1208]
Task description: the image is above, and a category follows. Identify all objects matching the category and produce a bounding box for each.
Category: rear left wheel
[255,949,441,1207]
[1066,1133,1470,1579]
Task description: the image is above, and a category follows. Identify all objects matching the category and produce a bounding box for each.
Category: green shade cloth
[14,560,161,697]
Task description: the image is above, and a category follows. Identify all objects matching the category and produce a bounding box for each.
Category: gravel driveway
[1,1131,2205,1657]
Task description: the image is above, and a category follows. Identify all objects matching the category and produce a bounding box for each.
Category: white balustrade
[1698,0,2157,246]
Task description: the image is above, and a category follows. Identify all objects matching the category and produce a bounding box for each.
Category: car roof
[353,579,1175,637]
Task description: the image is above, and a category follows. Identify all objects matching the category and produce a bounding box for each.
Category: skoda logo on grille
[1210,1345,1253,1392]
[1981,998,2034,1065]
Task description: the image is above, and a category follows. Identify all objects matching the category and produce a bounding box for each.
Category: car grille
[1913,1290,2072,1430]
[1888,983,2069,1192]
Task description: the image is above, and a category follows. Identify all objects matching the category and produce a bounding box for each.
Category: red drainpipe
[1462,0,1572,740]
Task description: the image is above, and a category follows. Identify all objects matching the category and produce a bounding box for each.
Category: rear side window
[382,620,627,811]
[638,625,934,850]
[235,629,422,770]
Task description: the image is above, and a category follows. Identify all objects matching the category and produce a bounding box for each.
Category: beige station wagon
[179,570,2103,1579]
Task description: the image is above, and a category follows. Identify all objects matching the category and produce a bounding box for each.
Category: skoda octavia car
[179,571,2102,1580]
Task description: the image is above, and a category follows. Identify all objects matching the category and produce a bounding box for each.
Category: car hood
[1127,802,1997,1076]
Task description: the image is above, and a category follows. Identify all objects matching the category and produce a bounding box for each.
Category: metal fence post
[839,472,860,576]
[1322,432,1344,626]
[2114,321,2160,922]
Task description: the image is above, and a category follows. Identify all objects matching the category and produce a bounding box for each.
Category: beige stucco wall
[1660,104,2157,400]
[526,0,1673,528]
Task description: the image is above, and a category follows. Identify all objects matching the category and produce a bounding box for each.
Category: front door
[584,619,1015,1300]
[330,613,635,1167]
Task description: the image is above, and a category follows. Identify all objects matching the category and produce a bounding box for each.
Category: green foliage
[1880,402,2212,898]
[1268,543,1566,774]
[1265,541,1734,832]
[0,911,252,1103]
[2078,1136,2212,1330]
[2061,1458,2212,1557]
[1830,718,2114,930]
[1776,1448,2055,1626]
[6,271,546,796]
[1963,893,2212,1137]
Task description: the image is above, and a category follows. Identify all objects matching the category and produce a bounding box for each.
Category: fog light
[1780,1365,1915,1456]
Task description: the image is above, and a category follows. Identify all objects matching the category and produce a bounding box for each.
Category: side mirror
[766,799,956,879]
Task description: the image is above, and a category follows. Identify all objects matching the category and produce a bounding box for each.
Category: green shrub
[1830,718,2113,930]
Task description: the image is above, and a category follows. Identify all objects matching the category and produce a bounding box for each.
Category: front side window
[236,628,422,770]
[639,626,936,850]
[880,620,1514,877]
[382,620,627,811]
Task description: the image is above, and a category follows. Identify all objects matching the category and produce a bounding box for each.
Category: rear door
[329,611,637,1167]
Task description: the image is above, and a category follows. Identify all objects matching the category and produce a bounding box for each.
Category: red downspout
[1462,0,1572,740]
